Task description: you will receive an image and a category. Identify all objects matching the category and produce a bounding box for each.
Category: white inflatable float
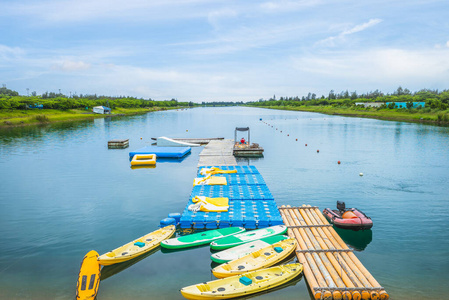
[156,136,201,147]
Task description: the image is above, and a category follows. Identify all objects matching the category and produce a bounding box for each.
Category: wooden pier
[279,205,389,300]
[198,139,237,167]
[108,139,129,149]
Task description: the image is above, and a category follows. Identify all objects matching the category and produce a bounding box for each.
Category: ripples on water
[0,107,448,299]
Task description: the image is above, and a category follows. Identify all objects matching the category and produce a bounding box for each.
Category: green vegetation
[0,88,195,127]
[247,87,449,125]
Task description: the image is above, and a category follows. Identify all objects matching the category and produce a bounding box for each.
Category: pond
[0,107,448,299]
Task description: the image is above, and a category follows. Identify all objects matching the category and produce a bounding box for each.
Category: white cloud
[291,48,449,90]
[446,41,449,48]
[1,0,215,23]
[318,18,383,47]
[260,0,322,12]
[51,60,91,72]
[207,8,238,29]
[0,44,25,61]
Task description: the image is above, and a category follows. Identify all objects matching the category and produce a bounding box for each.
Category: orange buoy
[317,149,319,153]
[296,139,298,141]
[140,137,142,140]
[287,134,289,136]
[338,161,341,164]
[305,144,307,146]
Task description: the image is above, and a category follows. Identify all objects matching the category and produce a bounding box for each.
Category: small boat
[76,250,101,300]
[131,154,156,166]
[212,238,297,278]
[161,227,246,250]
[211,235,289,264]
[156,136,201,147]
[98,225,175,266]
[210,225,287,250]
[180,263,303,300]
[323,201,373,231]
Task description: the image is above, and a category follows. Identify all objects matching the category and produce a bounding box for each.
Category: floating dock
[129,146,191,158]
[179,165,284,229]
[198,139,237,167]
[108,139,129,149]
[279,205,389,300]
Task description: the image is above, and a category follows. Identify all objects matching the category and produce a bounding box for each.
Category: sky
[1,0,449,102]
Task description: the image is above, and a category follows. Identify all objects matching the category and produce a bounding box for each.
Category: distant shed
[386,102,425,109]
[93,106,111,114]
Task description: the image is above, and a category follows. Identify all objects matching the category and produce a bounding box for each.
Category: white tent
[92,106,111,114]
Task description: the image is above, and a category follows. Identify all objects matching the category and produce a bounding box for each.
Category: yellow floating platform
[131,154,156,166]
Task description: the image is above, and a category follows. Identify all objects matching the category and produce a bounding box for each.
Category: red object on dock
[323,202,373,231]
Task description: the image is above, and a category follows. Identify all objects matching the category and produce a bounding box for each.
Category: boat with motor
[323,201,373,231]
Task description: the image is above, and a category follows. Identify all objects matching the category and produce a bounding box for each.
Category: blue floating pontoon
[129,146,191,158]
[180,165,284,229]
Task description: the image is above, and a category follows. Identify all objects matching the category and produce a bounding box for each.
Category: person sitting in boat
[240,137,246,144]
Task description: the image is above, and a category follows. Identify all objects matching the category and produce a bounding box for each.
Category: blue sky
[1,0,448,101]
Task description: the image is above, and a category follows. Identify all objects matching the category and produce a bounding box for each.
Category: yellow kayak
[76,250,101,300]
[98,225,175,266]
[181,263,303,300]
[212,238,296,278]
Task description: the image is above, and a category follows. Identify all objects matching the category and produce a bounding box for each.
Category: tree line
[247,87,449,111]
[0,87,194,110]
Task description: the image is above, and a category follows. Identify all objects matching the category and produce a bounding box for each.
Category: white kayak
[211,235,289,264]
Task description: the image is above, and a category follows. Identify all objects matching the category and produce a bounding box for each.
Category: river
[0,107,448,299]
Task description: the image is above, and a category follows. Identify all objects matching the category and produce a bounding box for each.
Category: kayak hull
[161,227,246,249]
[212,238,297,278]
[210,235,289,264]
[180,263,303,300]
[76,250,101,300]
[98,225,175,266]
[210,225,287,250]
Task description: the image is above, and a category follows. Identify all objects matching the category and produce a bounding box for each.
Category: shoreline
[0,107,184,128]
[252,105,449,126]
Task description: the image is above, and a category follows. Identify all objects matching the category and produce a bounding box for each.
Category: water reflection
[334,227,373,251]
[100,246,160,281]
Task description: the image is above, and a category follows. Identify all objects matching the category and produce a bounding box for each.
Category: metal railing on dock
[279,205,389,300]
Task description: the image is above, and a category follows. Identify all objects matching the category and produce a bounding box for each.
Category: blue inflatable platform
[129,146,191,158]
[180,165,284,229]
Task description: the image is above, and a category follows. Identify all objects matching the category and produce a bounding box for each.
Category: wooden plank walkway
[198,139,237,167]
[279,205,389,300]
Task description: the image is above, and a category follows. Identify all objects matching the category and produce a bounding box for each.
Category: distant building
[355,102,384,108]
[92,106,111,114]
[386,102,425,109]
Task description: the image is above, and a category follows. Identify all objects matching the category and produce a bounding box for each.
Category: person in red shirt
[240,137,246,144]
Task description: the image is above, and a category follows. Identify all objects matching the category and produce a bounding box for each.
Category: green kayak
[160,227,246,249]
[210,225,287,250]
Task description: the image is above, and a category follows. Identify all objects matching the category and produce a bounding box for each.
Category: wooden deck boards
[198,139,237,167]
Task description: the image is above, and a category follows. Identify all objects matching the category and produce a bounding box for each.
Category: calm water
[0,107,448,300]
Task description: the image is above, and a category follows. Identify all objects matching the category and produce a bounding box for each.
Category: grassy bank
[0,107,180,127]
[255,105,449,125]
